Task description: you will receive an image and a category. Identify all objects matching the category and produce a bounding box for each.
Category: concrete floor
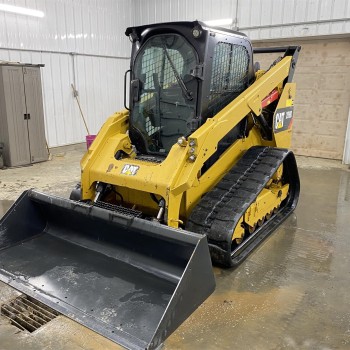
[0,145,350,350]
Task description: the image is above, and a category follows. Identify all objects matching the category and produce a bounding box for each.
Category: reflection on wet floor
[165,168,350,349]
[0,168,350,350]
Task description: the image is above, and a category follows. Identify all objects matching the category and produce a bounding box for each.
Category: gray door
[23,67,48,163]
[2,66,31,166]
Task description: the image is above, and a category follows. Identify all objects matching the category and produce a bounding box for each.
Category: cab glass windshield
[131,34,198,154]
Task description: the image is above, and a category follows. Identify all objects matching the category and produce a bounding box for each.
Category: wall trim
[343,107,350,165]
[239,17,349,31]
[0,46,130,60]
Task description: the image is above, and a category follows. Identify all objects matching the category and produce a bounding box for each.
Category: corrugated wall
[239,0,350,40]
[0,0,132,147]
[133,0,235,25]
[133,0,350,39]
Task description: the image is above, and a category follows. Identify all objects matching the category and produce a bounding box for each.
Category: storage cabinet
[0,63,48,167]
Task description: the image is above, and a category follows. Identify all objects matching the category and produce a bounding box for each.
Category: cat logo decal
[121,164,139,176]
[273,107,294,133]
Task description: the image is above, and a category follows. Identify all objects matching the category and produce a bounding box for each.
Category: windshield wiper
[162,44,193,101]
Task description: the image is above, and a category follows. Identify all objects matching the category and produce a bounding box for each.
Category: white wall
[133,0,235,25]
[238,0,350,40]
[0,0,132,147]
[133,0,350,40]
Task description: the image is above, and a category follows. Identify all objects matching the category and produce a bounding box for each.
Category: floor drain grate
[1,295,60,332]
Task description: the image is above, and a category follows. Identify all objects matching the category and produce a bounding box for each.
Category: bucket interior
[0,190,215,350]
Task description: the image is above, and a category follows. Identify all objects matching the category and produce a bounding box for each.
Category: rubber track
[186,146,300,267]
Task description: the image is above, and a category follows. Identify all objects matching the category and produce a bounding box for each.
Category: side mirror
[124,69,131,110]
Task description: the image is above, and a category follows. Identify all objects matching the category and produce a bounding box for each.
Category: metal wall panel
[0,0,132,147]
[133,0,350,40]
[238,0,350,40]
[74,55,130,141]
[0,0,132,57]
[133,0,235,26]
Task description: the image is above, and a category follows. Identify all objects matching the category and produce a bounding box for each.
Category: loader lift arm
[167,50,300,226]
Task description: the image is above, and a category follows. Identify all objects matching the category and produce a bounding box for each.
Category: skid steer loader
[0,21,300,350]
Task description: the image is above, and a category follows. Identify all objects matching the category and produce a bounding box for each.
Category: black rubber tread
[186,146,300,267]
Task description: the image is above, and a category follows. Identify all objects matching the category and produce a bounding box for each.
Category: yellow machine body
[81,57,296,230]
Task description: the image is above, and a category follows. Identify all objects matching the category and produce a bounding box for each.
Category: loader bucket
[0,190,215,350]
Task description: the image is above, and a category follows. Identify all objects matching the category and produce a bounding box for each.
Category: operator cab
[125,21,255,157]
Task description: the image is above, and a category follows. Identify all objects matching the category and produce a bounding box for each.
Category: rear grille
[94,201,143,218]
[135,155,164,164]
[1,295,60,332]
